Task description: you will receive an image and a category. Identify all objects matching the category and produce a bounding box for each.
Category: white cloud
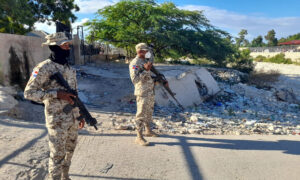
[72,18,90,30]
[181,5,300,40]
[34,21,56,34]
[74,0,118,14]
[34,18,90,34]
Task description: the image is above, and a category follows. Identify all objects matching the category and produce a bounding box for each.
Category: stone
[275,88,300,104]
[188,129,200,134]
[154,67,220,108]
[0,87,18,114]
[190,115,199,122]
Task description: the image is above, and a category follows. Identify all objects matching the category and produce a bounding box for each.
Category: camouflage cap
[42,32,72,47]
[135,43,149,52]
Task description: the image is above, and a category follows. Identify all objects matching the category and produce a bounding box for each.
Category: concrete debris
[275,88,300,104]
[154,68,220,108]
[3,63,300,137]
[115,78,300,135]
[0,85,18,114]
[207,68,248,84]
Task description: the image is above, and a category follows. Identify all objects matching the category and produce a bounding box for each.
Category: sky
[35,0,300,40]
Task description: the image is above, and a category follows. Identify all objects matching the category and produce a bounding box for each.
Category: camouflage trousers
[46,111,78,180]
[135,95,155,131]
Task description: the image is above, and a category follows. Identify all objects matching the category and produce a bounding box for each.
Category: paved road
[0,118,299,180]
[70,131,300,180]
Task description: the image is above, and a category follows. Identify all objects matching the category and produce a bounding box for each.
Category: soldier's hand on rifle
[143,62,152,71]
[57,90,76,105]
[79,119,85,129]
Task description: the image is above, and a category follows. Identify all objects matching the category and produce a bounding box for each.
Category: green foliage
[235,29,250,47]
[278,33,300,43]
[254,55,267,62]
[264,29,278,46]
[0,0,79,34]
[267,54,293,64]
[251,35,264,47]
[85,0,235,66]
[229,49,254,73]
[168,60,192,65]
[254,54,293,64]
[191,58,215,66]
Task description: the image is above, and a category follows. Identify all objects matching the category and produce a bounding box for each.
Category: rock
[232,83,274,100]
[207,68,248,84]
[275,88,300,104]
[179,129,188,134]
[268,125,274,131]
[274,127,283,135]
[155,121,166,129]
[154,67,220,108]
[190,115,199,122]
[115,125,130,130]
[0,86,18,114]
[0,85,17,96]
[187,128,200,134]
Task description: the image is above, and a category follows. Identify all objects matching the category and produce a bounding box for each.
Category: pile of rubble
[1,63,299,136]
[115,67,300,135]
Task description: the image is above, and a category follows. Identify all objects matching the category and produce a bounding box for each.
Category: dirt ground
[1,118,300,180]
[0,61,300,179]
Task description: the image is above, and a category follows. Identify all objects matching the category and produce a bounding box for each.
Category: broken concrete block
[0,86,18,114]
[154,67,220,108]
[275,88,300,104]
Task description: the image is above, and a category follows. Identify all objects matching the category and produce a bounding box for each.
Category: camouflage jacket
[129,56,154,97]
[24,59,80,117]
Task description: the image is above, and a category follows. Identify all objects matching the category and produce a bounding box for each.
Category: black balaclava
[49,45,70,65]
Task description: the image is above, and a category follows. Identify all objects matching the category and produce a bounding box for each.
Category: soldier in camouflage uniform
[129,43,159,146]
[24,32,84,180]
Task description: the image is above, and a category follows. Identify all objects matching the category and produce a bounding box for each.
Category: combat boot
[145,124,159,137]
[62,166,71,180]
[135,130,150,146]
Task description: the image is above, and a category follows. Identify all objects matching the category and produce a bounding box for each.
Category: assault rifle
[50,72,98,130]
[149,65,184,110]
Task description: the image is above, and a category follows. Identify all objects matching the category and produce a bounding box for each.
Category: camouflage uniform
[129,56,155,134]
[24,59,80,180]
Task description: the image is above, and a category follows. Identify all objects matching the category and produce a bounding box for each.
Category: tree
[0,0,79,34]
[251,35,264,47]
[85,0,235,66]
[265,29,278,46]
[235,29,250,47]
[229,48,254,73]
[278,33,300,43]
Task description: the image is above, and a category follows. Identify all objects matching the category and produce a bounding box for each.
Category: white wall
[0,33,50,86]
[250,52,300,62]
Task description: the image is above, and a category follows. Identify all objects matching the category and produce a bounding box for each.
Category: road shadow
[80,133,300,180]
[70,174,158,180]
[0,130,47,168]
[0,118,45,130]
[154,135,300,156]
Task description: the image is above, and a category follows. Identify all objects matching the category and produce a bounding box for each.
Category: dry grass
[248,69,281,89]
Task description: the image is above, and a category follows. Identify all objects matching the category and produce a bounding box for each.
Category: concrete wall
[247,46,300,62]
[0,33,50,88]
[250,52,300,62]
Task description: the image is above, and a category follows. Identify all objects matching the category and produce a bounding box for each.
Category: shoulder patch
[31,70,39,78]
[132,65,139,70]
